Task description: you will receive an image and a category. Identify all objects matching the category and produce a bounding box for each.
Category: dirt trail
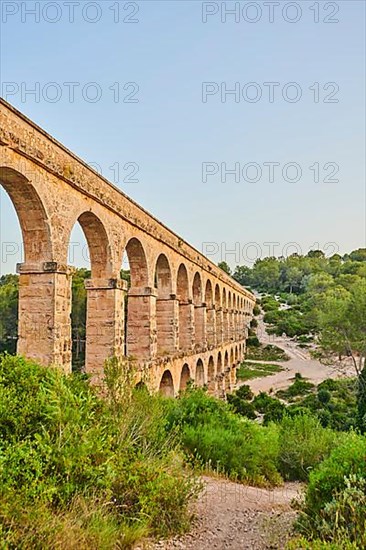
[245,316,354,395]
[148,477,302,550]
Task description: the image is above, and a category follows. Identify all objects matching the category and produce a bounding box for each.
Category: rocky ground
[246,316,354,395]
[145,477,302,550]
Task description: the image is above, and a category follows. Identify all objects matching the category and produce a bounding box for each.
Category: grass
[246,343,290,362]
[237,361,284,381]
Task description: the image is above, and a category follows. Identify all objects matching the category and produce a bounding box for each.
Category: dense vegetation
[0,354,198,548]
[2,353,366,548]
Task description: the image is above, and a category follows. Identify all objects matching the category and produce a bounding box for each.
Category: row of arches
[0,164,254,376]
[158,345,245,397]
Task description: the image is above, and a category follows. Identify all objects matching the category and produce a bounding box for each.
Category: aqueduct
[0,99,255,396]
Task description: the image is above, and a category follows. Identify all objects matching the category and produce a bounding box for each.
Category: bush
[0,355,198,546]
[166,388,282,486]
[277,414,337,481]
[277,374,315,401]
[299,432,366,521]
[296,432,366,547]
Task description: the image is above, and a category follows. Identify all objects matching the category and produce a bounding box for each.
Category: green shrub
[277,414,337,481]
[296,433,366,547]
[277,374,315,401]
[246,344,290,362]
[299,432,366,521]
[167,388,282,486]
[0,354,198,546]
[227,395,257,419]
[287,537,357,549]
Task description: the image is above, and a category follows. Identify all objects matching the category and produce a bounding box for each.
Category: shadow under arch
[215,284,223,344]
[195,358,205,387]
[123,237,152,360]
[159,369,175,397]
[207,355,215,394]
[0,167,61,367]
[176,263,191,351]
[193,272,204,348]
[154,253,174,355]
[0,166,52,263]
[205,279,215,347]
[179,363,191,392]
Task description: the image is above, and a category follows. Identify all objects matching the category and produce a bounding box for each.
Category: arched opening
[214,284,222,344]
[123,238,152,360]
[216,351,223,394]
[135,381,148,392]
[207,356,216,394]
[0,167,52,265]
[0,167,53,360]
[223,351,229,392]
[159,370,174,397]
[193,272,205,349]
[176,263,191,351]
[68,211,112,374]
[154,254,174,355]
[195,358,205,387]
[233,294,237,340]
[228,291,233,341]
[205,279,215,347]
[222,288,228,342]
[179,363,191,391]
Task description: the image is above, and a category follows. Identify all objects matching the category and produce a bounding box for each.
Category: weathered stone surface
[0,99,255,396]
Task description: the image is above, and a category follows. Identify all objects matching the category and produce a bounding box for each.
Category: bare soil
[246,316,354,395]
[146,476,302,550]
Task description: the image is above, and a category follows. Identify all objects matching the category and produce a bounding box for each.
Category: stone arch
[154,254,174,355]
[179,363,191,391]
[0,166,52,263]
[125,237,149,288]
[193,272,205,348]
[0,167,59,367]
[228,291,233,341]
[68,212,116,375]
[222,288,229,342]
[176,263,191,351]
[124,237,152,359]
[72,211,113,278]
[207,355,216,394]
[216,351,223,393]
[223,350,229,391]
[205,279,215,347]
[215,284,223,344]
[195,358,205,387]
[217,351,223,375]
[159,370,175,397]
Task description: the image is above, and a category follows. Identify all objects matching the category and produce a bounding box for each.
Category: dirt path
[147,477,302,550]
[245,316,354,395]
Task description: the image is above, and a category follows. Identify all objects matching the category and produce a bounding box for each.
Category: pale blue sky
[0,0,365,273]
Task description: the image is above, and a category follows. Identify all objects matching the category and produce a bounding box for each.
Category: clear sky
[0,0,365,274]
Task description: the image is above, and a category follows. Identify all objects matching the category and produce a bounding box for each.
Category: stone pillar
[127,286,157,360]
[84,278,127,381]
[206,305,216,348]
[178,300,195,351]
[17,261,72,372]
[194,303,207,351]
[216,307,223,345]
[156,293,179,355]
